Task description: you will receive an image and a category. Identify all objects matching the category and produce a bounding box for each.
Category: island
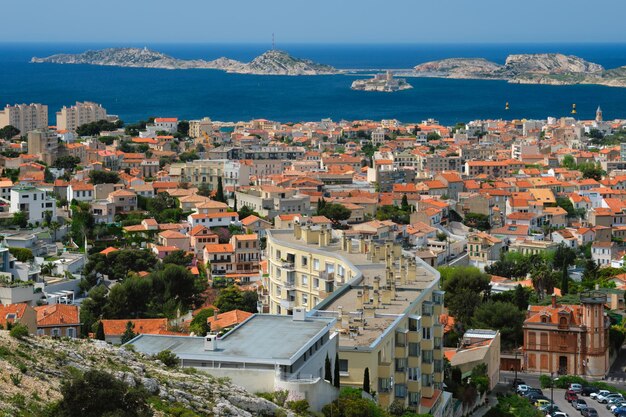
[30,47,338,76]
[406,53,626,88]
[351,71,413,92]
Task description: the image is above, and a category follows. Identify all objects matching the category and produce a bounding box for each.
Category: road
[500,371,626,392]
[550,388,615,417]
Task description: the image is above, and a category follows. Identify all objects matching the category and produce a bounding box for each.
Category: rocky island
[408,53,626,87]
[351,71,413,92]
[31,47,338,76]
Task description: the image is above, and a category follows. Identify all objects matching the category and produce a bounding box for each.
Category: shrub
[9,373,22,386]
[286,399,309,414]
[155,350,179,368]
[9,323,29,339]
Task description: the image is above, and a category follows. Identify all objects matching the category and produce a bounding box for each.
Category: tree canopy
[76,119,123,137]
[215,285,258,314]
[472,301,525,349]
[439,266,491,327]
[89,170,120,185]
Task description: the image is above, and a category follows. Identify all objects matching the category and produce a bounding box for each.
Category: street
[500,371,626,392]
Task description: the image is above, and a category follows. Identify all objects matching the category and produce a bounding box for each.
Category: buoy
[571,104,577,114]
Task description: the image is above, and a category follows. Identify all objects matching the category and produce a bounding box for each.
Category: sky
[3,0,626,44]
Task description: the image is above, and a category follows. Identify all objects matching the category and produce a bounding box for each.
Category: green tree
[76,119,121,136]
[334,352,341,388]
[189,308,214,336]
[53,155,81,171]
[9,323,29,339]
[121,321,136,344]
[48,220,61,240]
[95,320,105,341]
[88,170,120,185]
[197,183,211,197]
[51,369,152,417]
[177,121,190,137]
[561,154,576,169]
[401,194,410,212]
[471,301,525,349]
[319,203,352,225]
[162,250,193,266]
[0,125,20,140]
[363,367,370,393]
[439,266,491,327]
[155,350,178,367]
[8,247,33,262]
[215,177,226,203]
[325,354,332,383]
[12,211,28,228]
[79,285,109,336]
[561,264,569,295]
[215,285,258,313]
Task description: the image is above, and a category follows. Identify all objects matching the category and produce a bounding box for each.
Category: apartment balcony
[433,325,443,338]
[407,332,421,344]
[421,316,433,328]
[319,271,335,281]
[395,345,407,358]
[421,362,434,375]
[407,380,421,393]
[281,261,295,271]
[283,280,296,290]
[280,299,295,310]
[395,371,407,383]
[421,338,434,351]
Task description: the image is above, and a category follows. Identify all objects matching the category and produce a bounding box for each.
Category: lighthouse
[596,106,603,122]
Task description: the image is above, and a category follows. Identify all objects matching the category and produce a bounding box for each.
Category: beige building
[189,117,213,138]
[56,101,109,132]
[264,226,446,415]
[0,103,48,135]
[27,129,58,165]
[446,330,501,390]
[236,186,311,218]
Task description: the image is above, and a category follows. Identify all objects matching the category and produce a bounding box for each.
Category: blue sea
[1,42,626,125]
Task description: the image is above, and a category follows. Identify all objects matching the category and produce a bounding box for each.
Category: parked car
[569,383,584,393]
[608,398,625,410]
[546,412,568,417]
[511,378,525,387]
[610,402,626,413]
[535,399,551,409]
[598,393,623,404]
[542,404,561,415]
[573,399,588,412]
[516,384,531,394]
[591,390,611,400]
[582,387,600,397]
[613,405,626,415]
[582,408,598,417]
[565,390,579,402]
[524,388,543,397]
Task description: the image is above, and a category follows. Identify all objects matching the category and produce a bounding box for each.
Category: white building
[10,185,57,225]
[153,117,178,133]
[66,183,94,203]
[128,311,339,411]
[187,212,239,229]
[0,103,48,135]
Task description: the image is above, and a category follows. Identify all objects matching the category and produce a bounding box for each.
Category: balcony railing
[319,271,335,281]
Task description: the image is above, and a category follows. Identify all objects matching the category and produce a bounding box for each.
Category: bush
[9,323,29,339]
[286,399,309,414]
[155,350,179,368]
[8,247,34,263]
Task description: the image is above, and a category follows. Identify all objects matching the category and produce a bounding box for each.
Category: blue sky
[3,0,626,44]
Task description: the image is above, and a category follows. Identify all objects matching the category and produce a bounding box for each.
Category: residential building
[91,189,137,223]
[27,129,58,165]
[265,225,446,414]
[128,312,339,411]
[189,117,213,138]
[0,303,37,334]
[100,318,176,344]
[10,185,57,224]
[236,186,311,218]
[207,309,253,332]
[523,293,609,378]
[0,103,48,134]
[591,241,617,267]
[35,304,80,338]
[56,101,109,132]
[445,330,500,391]
[467,232,503,270]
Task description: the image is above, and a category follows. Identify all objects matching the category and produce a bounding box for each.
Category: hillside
[410,53,626,87]
[0,331,291,416]
[30,47,338,75]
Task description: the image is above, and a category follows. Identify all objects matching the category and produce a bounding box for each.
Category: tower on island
[596,106,603,122]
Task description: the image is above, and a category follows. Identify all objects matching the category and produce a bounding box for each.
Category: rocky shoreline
[31,47,338,76]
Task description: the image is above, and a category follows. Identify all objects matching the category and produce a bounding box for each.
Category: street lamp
[550,373,559,409]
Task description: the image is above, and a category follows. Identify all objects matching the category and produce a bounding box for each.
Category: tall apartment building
[27,130,58,165]
[0,103,48,135]
[263,225,446,415]
[56,101,108,132]
[189,117,213,138]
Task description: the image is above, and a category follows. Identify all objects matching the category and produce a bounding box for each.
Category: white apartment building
[10,185,57,224]
[153,117,178,133]
[56,101,109,132]
[0,103,48,135]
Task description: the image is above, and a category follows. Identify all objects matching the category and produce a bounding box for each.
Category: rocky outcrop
[0,331,293,416]
[410,53,626,87]
[31,47,338,76]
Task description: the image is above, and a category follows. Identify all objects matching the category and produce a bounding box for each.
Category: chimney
[373,276,380,291]
[551,293,557,309]
[294,223,302,239]
[318,229,325,248]
[372,290,380,308]
[293,307,307,321]
[204,333,218,351]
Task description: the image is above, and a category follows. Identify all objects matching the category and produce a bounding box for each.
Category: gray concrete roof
[128,314,334,366]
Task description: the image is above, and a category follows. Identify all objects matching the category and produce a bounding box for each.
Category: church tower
[596,106,603,122]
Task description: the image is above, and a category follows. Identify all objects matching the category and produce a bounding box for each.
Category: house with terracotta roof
[157,230,190,252]
[445,329,500,391]
[188,211,239,229]
[0,303,37,334]
[523,293,609,377]
[188,225,219,256]
[100,318,181,344]
[203,243,235,275]
[591,241,617,267]
[207,309,253,332]
[467,232,503,270]
[241,215,272,238]
[35,304,80,338]
[66,182,94,203]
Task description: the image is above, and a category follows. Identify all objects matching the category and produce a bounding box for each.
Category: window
[302,294,308,305]
[378,378,391,393]
[52,328,60,337]
[313,278,319,289]
[394,384,407,398]
[409,343,420,357]
[339,359,349,374]
[396,332,406,347]
[301,256,308,267]
[67,328,76,338]
[422,327,431,340]
[409,391,421,406]
[409,317,421,332]
[422,350,433,364]
[422,373,433,387]
[395,358,407,372]
[313,259,320,271]
[301,275,308,286]
[408,367,420,381]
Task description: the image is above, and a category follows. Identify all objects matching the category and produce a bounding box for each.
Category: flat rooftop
[128,314,334,365]
[270,229,436,348]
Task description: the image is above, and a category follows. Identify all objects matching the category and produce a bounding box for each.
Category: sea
[2,42,626,125]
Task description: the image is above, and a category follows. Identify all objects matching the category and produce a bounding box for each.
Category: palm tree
[41,262,55,276]
[48,221,60,241]
[531,263,551,299]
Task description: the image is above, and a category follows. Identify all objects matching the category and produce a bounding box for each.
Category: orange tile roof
[207,309,253,330]
[100,247,119,255]
[203,243,234,254]
[35,304,79,327]
[0,304,28,329]
[100,318,171,336]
